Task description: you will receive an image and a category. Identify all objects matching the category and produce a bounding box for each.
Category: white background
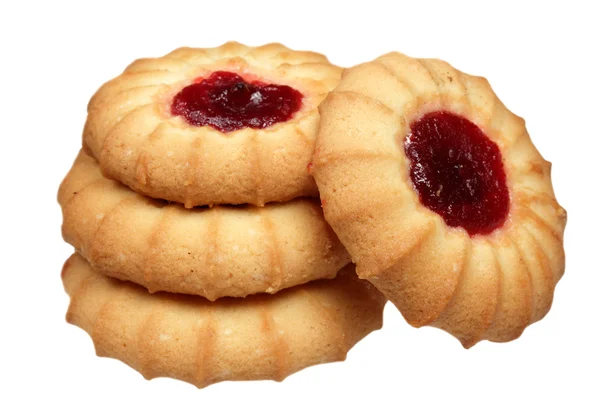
[1,0,598,399]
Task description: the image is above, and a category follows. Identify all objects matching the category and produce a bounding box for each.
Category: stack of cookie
[59,41,568,389]
[58,42,386,388]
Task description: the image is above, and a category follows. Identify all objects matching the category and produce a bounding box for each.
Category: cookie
[311,52,567,347]
[59,151,350,300]
[62,254,385,388]
[83,41,342,207]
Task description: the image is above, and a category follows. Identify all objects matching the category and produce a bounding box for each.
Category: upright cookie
[312,52,566,347]
[62,254,385,388]
[59,151,350,300]
[83,42,342,207]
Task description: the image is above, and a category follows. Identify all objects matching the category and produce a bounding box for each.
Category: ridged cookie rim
[62,253,386,388]
[59,150,350,300]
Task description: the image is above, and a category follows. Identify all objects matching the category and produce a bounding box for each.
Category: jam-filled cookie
[62,254,385,388]
[83,42,342,207]
[311,52,566,347]
[59,151,350,300]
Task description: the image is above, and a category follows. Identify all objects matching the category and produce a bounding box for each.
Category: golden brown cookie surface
[59,151,350,300]
[62,254,385,388]
[312,52,566,347]
[83,42,342,207]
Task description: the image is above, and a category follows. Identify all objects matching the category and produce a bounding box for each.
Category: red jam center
[404,111,509,236]
[171,71,303,133]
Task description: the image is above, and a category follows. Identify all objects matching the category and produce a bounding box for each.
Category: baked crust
[62,254,385,388]
[59,151,350,300]
[312,52,567,347]
[83,42,342,207]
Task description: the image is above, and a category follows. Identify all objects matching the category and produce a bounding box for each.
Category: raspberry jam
[404,111,509,236]
[171,71,303,133]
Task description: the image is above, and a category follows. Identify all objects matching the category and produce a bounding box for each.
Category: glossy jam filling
[171,71,303,133]
[404,111,509,236]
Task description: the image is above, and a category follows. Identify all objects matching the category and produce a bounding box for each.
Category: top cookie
[83,42,342,207]
[312,52,567,347]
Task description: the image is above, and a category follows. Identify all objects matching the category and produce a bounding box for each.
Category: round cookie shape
[62,254,386,388]
[311,52,567,347]
[59,151,350,300]
[83,41,342,207]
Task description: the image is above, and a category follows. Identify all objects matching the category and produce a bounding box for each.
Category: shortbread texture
[62,254,386,388]
[59,151,350,300]
[83,41,342,207]
[312,52,566,347]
